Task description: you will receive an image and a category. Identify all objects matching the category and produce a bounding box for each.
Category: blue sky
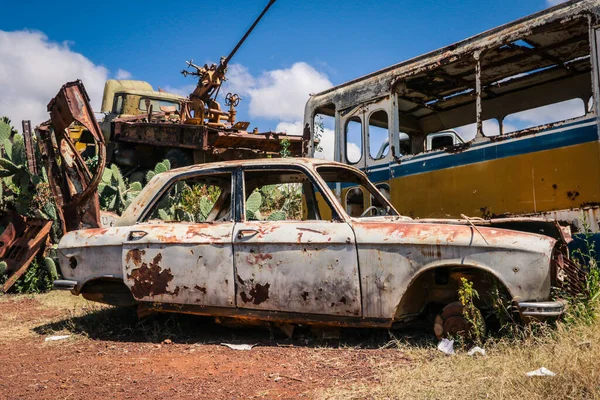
[3,0,549,90]
[0,0,564,156]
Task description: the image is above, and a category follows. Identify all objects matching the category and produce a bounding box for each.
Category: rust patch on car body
[296,227,327,235]
[125,249,145,266]
[249,283,270,304]
[240,282,270,305]
[127,253,176,298]
[246,253,273,265]
[194,285,207,294]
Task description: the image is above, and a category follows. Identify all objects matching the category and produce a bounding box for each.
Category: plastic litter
[44,335,70,342]
[221,343,256,351]
[467,346,486,356]
[437,338,455,355]
[526,367,556,377]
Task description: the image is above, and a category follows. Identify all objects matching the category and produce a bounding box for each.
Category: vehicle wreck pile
[0,0,305,291]
[0,0,593,339]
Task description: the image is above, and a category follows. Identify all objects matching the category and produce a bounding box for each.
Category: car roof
[161,157,352,178]
[117,158,358,226]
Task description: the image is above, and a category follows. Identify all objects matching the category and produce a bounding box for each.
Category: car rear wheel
[434,301,486,340]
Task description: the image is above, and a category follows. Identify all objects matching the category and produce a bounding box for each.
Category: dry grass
[0,291,104,342]
[317,318,600,400]
[36,290,103,311]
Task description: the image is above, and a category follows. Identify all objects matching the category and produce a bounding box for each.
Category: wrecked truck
[56,0,305,172]
[53,157,581,336]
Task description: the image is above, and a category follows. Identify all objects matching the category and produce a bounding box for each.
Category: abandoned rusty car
[54,158,573,335]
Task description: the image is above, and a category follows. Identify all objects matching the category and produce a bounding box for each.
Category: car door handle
[237,229,259,239]
[128,230,148,241]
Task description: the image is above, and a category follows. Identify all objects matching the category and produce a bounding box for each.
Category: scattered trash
[45,335,70,342]
[269,373,306,383]
[437,338,455,355]
[526,367,556,377]
[221,343,256,351]
[468,346,486,356]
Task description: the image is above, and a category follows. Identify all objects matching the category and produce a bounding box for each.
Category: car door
[233,166,361,317]
[122,170,236,308]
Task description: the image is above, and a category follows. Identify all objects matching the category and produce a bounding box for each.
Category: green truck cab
[99,80,184,142]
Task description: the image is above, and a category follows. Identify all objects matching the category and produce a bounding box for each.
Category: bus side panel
[386,129,600,219]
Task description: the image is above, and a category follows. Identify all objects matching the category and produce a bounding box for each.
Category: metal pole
[21,120,38,174]
[223,0,277,66]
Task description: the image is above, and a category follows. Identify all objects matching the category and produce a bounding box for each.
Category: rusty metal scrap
[553,250,587,297]
[112,114,306,159]
[38,80,106,233]
[0,212,52,292]
[21,120,38,175]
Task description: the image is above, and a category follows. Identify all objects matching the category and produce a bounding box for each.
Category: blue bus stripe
[363,122,598,182]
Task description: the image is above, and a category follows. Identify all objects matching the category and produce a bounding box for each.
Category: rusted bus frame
[304,0,600,154]
[303,1,600,229]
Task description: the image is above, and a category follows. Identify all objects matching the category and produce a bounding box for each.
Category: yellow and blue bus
[304,0,600,235]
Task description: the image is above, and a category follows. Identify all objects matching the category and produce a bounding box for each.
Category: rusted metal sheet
[553,249,587,296]
[122,223,236,307]
[56,226,129,294]
[0,212,52,292]
[352,219,556,319]
[21,120,38,175]
[39,80,106,233]
[233,221,360,316]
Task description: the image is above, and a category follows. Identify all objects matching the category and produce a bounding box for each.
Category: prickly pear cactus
[198,197,213,220]
[43,257,59,281]
[0,119,13,144]
[245,191,262,220]
[145,159,171,184]
[267,210,287,221]
[98,164,143,214]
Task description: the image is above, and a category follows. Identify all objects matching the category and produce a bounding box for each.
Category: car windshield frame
[315,165,399,218]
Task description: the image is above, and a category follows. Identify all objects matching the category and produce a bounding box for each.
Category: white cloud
[162,84,196,97]
[226,62,334,158]
[275,121,303,136]
[115,68,132,80]
[225,63,256,96]
[504,98,585,133]
[546,0,567,6]
[450,98,585,140]
[226,62,332,121]
[275,119,341,161]
[0,30,109,127]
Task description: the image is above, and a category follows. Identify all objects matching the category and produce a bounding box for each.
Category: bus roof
[309,0,599,102]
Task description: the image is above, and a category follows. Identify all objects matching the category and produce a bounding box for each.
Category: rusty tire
[434,301,486,339]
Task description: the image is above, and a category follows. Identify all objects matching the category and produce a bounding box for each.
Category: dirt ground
[0,292,411,399]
